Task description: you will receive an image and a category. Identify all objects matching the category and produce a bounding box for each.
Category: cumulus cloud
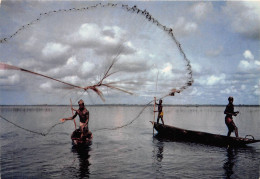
[190,87,202,96]
[80,61,95,76]
[198,74,226,86]
[172,17,198,37]
[189,2,213,20]
[220,86,238,94]
[0,71,20,86]
[171,2,213,37]
[78,23,101,40]
[238,50,260,72]
[67,23,135,56]
[115,59,151,73]
[243,50,254,60]
[162,63,173,73]
[0,1,216,104]
[42,42,70,59]
[222,1,260,39]
[18,58,39,69]
[190,63,202,74]
[40,81,52,90]
[38,55,98,82]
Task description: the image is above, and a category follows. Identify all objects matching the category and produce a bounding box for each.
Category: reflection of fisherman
[155,99,164,125]
[60,99,91,139]
[224,96,239,137]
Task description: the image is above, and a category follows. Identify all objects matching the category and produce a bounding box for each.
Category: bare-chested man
[60,99,90,138]
[155,99,164,125]
[224,96,239,137]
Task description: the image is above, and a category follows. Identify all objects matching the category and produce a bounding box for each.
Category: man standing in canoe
[224,96,239,137]
[60,99,91,139]
[155,99,164,125]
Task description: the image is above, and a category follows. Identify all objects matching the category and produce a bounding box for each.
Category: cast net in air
[0,3,193,135]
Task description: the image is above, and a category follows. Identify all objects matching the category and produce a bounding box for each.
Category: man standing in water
[155,99,164,125]
[60,99,91,139]
[224,96,239,137]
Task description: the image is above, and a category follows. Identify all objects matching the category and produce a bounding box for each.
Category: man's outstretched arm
[60,113,77,122]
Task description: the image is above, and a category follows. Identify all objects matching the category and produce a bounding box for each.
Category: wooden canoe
[71,129,93,147]
[151,121,260,147]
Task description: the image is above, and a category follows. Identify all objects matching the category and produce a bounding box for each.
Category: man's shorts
[80,125,89,135]
[225,117,236,132]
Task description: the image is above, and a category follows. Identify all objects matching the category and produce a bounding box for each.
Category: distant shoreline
[0,104,259,107]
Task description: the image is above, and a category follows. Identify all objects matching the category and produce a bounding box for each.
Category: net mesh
[0,3,193,135]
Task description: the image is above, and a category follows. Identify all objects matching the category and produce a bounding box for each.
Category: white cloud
[190,2,213,20]
[18,58,39,69]
[172,17,198,37]
[162,63,172,73]
[42,56,79,78]
[190,87,202,96]
[115,56,152,73]
[66,56,78,66]
[68,23,134,56]
[8,74,19,84]
[198,74,226,86]
[80,61,95,76]
[243,50,254,60]
[238,50,260,72]
[207,74,226,85]
[255,61,260,66]
[78,23,101,40]
[191,63,201,73]
[62,75,81,85]
[42,42,70,58]
[103,26,126,40]
[170,2,213,37]
[238,60,250,70]
[0,73,20,86]
[223,1,260,39]
[220,86,238,94]
[40,82,52,90]
[5,1,256,104]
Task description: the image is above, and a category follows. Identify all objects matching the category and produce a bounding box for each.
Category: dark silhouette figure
[224,97,239,137]
[155,99,164,125]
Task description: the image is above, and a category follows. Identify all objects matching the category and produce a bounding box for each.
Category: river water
[0,105,259,178]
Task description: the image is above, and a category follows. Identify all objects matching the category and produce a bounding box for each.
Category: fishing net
[0,3,193,135]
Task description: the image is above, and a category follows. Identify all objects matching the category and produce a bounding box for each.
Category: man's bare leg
[234,127,238,137]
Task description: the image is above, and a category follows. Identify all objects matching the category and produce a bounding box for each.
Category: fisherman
[155,99,164,125]
[60,99,91,139]
[224,96,239,137]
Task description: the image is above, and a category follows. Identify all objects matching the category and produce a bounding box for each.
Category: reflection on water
[71,146,91,178]
[152,137,164,162]
[223,148,237,179]
[152,134,260,179]
[222,147,259,179]
[152,136,165,178]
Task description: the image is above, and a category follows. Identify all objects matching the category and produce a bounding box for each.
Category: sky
[0,0,259,105]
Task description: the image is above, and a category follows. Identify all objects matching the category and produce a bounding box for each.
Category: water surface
[1,105,259,178]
